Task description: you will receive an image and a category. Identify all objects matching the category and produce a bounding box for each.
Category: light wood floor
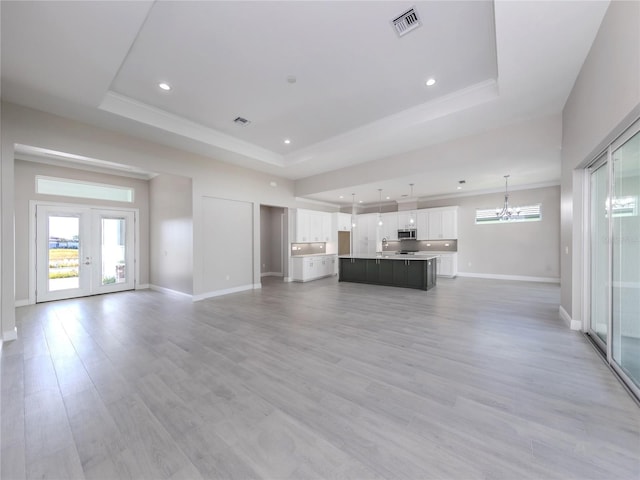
[2,276,639,479]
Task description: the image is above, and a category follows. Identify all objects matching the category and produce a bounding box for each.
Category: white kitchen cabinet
[291,255,337,282]
[354,213,378,255]
[296,209,311,242]
[434,253,458,277]
[337,213,352,232]
[417,211,429,239]
[309,212,323,242]
[380,212,398,241]
[397,211,417,230]
[427,211,443,239]
[425,207,458,240]
[296,209,333,243]
[441,209,457,238]
[321,213,333,242]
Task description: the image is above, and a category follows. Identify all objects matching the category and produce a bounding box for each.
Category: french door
[587,118,640,398]
[36,205,135,302]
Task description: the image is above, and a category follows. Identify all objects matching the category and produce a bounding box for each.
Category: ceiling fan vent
[392,8,421,37]
[233,116,251,126]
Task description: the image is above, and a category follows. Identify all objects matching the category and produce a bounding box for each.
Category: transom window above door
[36,176,134,203]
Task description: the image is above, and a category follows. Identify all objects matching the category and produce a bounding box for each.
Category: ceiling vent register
[392,8,422,37]
[233,116,251,126]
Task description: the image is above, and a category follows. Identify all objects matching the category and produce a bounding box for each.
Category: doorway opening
[259,205,287,280]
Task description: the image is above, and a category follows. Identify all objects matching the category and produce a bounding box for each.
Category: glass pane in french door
[48,215,80,291]
[101,217,127,285]
[590,160,609,344]
[612,130,640,387]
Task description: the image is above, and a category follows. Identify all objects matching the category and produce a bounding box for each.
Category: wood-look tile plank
[2,276,639,479]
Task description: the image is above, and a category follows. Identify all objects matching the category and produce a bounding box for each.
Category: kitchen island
[339,255,437,290]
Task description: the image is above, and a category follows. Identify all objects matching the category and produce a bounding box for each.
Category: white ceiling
[1,1,610,206]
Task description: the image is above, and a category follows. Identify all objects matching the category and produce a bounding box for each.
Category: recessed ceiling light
[339,195,344,199]
[284,139,291,144]
[359,200,363,203]
[386,196,390,200]
[270,181,278,187]
[425,78,436,87]
[158,82,172,91]
[457,186,462,190]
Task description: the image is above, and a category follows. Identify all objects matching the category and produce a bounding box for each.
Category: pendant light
[351,193,357,228]
[495,175,521,220]
[378,189,383,226]
[409,183,415,224]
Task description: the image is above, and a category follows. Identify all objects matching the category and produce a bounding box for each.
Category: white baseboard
[260,272,283,277]
[149,284,193,299]
[284,277,293,283]
[15,299,30,307]
[136,283,150,290]
[192,283,256,302]
[3,327,18,342]
[559,305,572,327]
[253,283,262,289]
[456,272,560,284]
[559,305,583,331]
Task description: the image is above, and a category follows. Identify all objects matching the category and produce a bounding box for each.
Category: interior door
[36,205,135,302]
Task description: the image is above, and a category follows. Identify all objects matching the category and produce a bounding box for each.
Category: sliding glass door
[588,119,640,398]
[589,157,609,348]
[611,128,640,389]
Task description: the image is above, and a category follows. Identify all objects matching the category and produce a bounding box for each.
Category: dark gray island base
[339,255,437,290]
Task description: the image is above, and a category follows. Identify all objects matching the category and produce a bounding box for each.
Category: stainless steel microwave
[398,229,417,240]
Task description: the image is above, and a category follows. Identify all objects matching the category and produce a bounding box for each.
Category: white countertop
[339,254,438,261]
[291,253,338,258]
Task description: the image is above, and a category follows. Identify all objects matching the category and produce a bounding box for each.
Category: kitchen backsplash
[291,242,327,256]
[383,239,458,252]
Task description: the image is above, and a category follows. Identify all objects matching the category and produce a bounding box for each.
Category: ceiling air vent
[233,116,251,126]
[392,7,421,37]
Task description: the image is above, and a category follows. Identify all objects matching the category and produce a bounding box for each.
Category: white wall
[199,196,253,298]
[561,0,640,325]
[0,102,335,339]
[421,185,560,280]
[13,159,151,303]
[149,173,193,294]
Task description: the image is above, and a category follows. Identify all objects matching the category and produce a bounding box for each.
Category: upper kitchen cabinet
[321,213,333,242]
[337,213,352,232]
[417,211,429,239]
[397,211,417,230]
[295,209,334,243]
[380,212,398,241]
[424,206,458,240]
[354,213,378,255]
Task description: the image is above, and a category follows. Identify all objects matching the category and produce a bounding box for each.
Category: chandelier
[495,175,521,220]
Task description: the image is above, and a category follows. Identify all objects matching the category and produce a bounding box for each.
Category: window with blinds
[475,204,542,224]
